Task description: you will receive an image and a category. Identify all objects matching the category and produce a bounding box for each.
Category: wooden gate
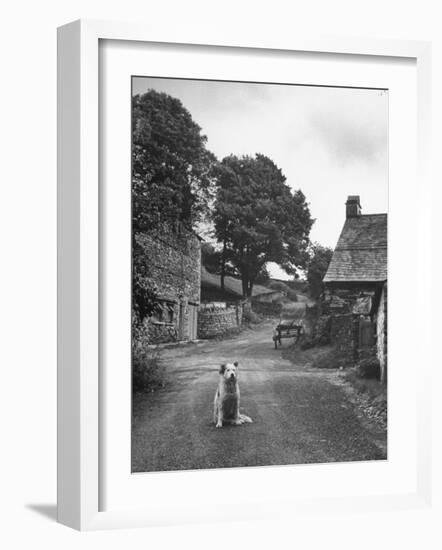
[188,304,197,340]
[179,303,185,340]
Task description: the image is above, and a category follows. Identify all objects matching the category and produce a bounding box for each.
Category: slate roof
[323,213,387,283]
[201,266,273,298]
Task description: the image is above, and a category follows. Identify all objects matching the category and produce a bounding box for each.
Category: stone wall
[146,320,178,344]
[330,313,357,364]
[376,283,387,382]
[135,223,200,304]
[323,283,387,368]
[198,304,241,339]
[135,223,201,344]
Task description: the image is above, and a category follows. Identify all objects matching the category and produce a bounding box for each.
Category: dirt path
[132,321,386,472]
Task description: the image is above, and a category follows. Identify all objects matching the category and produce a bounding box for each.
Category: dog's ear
[233,361,239,367]
[219,364,226,374]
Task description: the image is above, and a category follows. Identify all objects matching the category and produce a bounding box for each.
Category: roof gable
[324,214,387,283]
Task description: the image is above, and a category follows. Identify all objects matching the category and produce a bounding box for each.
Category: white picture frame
[57,19,432,531]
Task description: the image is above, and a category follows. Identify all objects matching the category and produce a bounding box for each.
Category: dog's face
[219,361,239,382]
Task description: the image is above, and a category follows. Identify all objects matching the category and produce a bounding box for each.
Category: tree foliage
[254,266,271,285]
[132,236,162,323]
[306,243,334,298]
[201,242,222,274]
[132,90,217,321]
[213,154,313,297]
[132,90,216,232]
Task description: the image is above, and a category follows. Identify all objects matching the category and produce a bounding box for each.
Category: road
[132,321,386,472]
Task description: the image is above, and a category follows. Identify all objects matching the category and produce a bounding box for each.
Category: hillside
[201,266,274,299]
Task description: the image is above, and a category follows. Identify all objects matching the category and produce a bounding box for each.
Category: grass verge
[133,348,167,393]
[342,367,387,426]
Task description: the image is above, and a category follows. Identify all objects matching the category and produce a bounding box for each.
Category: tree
[306,244,334,298]
[254,266,271,285]
[132,90,216,232]
[201,242,221,274]
[213,154,313,297]
[132,236,162,322]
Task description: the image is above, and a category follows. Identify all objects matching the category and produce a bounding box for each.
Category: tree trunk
[380,362,387,384]
[220,238,226,291]
[243,277,254,298]
[242,275,248,298]
[249,281,254,297]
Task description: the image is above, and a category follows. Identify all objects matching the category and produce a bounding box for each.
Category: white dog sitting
[213,361,252,428]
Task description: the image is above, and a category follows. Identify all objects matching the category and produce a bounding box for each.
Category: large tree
[306,243,334,298]
[132,90,216,232]
[201,242,222,274]
[213,154,313,297]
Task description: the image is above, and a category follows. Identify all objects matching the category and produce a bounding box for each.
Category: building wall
[323,283,385,368]
[323,286,376,315]
[376,283,388,383]
[135,223,201,344]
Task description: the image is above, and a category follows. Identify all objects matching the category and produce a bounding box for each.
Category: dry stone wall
[198,305,241,339]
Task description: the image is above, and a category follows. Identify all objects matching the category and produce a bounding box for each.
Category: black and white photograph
[4,0,439,542]
[131,77,388,473]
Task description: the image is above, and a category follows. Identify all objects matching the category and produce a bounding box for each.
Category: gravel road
[132,321,386,472]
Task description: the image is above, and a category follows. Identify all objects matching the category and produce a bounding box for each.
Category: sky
[132,77,388,280]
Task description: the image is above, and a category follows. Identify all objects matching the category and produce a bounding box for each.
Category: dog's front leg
[214,391,223,428]
[232,399,243,425]
[215,407,223,428]
[213,392,218,425]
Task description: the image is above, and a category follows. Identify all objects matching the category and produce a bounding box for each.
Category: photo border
[57,19,432,530]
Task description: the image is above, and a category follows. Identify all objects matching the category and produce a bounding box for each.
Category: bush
[132,347,166,392]
[268,280,288,292]
[286,288,298,302]
[311,345,352,368]
[300,336,315,350]
[356,357,381,380]
[267,280,297,302]
[251,300,282,317]
[343,368,387,419]
[242,307,262,325]
[299,316,331,349]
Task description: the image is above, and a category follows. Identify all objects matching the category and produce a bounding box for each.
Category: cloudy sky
[133,77,388,279]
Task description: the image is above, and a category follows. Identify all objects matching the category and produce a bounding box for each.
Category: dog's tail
[239,413,253,424]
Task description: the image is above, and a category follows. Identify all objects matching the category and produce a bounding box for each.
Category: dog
[213,361,252,428]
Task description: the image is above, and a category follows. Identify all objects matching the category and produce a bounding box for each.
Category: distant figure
[272,326,281,348]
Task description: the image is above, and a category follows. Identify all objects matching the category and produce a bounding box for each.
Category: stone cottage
[323,196,387,382]
[136,223,201,344]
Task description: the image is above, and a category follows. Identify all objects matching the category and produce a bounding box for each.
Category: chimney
[346,195,361,218]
